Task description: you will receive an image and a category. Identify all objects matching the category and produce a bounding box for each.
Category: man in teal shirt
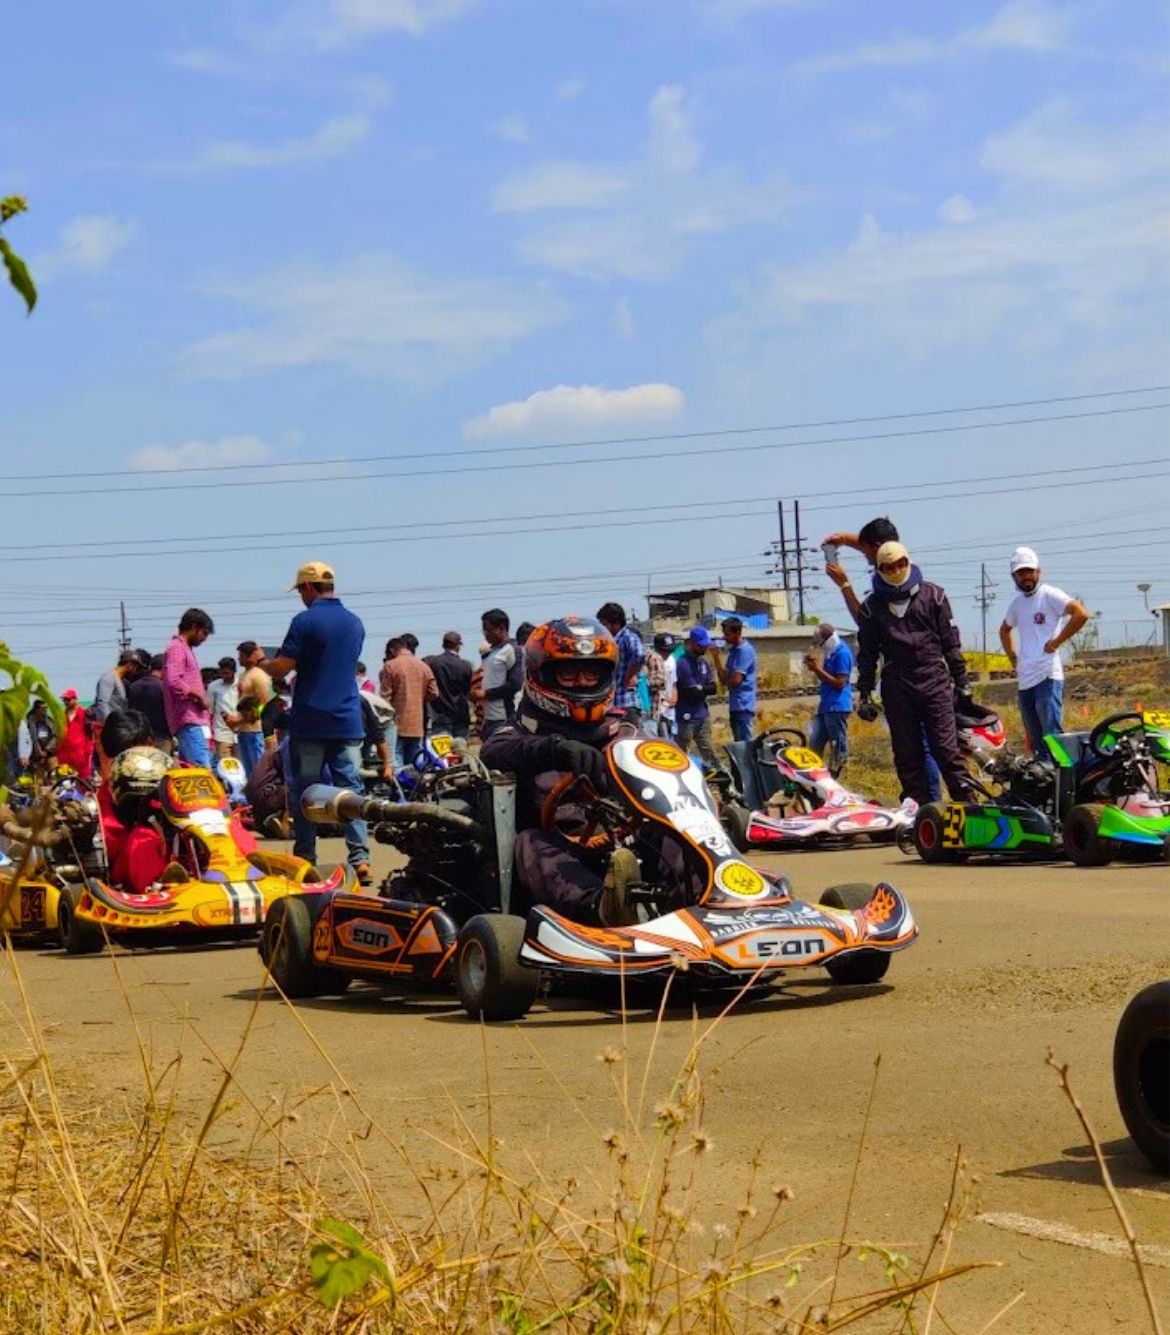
[712,617,758,743]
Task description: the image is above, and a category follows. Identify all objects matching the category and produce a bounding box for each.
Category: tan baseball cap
[289,560,335,590]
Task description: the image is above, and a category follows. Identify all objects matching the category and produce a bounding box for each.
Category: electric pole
[118,601,131,653]
[794,498,805,623]
[767,497,819,623]
[975,563,997,671]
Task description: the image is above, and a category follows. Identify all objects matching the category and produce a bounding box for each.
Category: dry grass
[0,946,1007,1335]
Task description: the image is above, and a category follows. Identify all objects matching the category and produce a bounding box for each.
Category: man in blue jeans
[805,622,853,769]
[999,546,1089,754]
[245,560,371,885]
[711,617,757,742]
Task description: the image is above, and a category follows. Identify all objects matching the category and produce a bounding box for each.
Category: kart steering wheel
[540,773,627,853]
[1088,711,1146,759]
[757,726,808,750]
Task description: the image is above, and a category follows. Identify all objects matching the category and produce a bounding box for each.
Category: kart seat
[1045,731,1091,768]
[723,740,783,811]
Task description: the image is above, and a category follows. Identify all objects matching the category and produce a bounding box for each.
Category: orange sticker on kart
[717,861,768,898]
[635,740,691,773]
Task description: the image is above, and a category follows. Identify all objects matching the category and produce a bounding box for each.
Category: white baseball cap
[1010,546,1039,573]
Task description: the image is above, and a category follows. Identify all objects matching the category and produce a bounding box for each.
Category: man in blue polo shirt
[712,616,757,742]
[805,622,854,771]
[245,560,370,884]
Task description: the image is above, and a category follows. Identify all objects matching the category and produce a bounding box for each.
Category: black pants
[514,828,603,922]
[883,679,970,805]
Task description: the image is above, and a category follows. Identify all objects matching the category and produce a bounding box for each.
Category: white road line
[1128,1188,1170,1203]
[976,1211,1170,1267]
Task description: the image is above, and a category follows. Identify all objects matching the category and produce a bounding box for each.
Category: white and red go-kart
[719,727,917,851]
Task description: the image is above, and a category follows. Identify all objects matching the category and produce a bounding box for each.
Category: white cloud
[320,0,476,42]
[648,84,701,176]
[611,297,636,341]
[554,77,587,101]
[130,435,273,472]
[37,215,135,278]
[980,100,1166,190]
[794,1,1066,75]
[165,114,371,172]
[464,382,684,440]
[937,193,978,224]
[497,84,791,280]
[493,161,631,213]
[179,254,567,381]
[488,113,532,144]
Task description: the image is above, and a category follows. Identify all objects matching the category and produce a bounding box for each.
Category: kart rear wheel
[456,914,539,1022]
[721,802,751,853]
[58,884,104,956]
[261,896,351,999]
[1063,804,1111,868]
[913,802,964,864]
[1113,981,1170,1173]
[818,884,891,986]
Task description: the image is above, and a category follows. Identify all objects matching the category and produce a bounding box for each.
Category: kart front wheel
[1113,981,1170,1173]
[455,915,539,1022]
[818,884,891,986]
[721,802,752,853]
[261,896,351,999]
[1063,804,1111,867]
[58,884,104,956]
[913,803,965,864]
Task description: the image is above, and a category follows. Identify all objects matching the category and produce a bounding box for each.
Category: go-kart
[1113,980,1169,1174]
[718,727,916,851]
[59,765,356,955]
[0,766,106,944]
[912,710,1170,866]
[259,736,918,1021]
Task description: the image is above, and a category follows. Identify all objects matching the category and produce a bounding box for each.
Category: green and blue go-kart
[912,710,1170,867]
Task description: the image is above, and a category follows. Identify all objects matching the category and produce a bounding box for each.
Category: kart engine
[991,754,1054,811]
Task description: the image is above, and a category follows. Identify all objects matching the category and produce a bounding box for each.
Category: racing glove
[857,696,881,723]
[551,739,609,789]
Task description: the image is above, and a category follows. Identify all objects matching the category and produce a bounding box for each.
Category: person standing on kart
[243,561,371,886]
[805,622,853,769]
[480,616,642,927]
[998,546,1089,754]
[856,542,974,805]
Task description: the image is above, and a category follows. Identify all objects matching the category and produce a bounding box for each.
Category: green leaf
[307,1218,392,1308]
[0,196,28,223]
[0,238,37,314]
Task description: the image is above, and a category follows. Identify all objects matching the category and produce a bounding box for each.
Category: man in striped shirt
[597,602,645,727]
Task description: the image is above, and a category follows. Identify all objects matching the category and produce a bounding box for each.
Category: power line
[11,383,1168,482]
[4,456,1166,564]
[8,402,1168,500]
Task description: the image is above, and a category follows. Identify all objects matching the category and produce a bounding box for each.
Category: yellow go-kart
[51,765,356,954]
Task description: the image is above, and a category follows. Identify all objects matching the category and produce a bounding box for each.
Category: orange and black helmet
[523,616,618,727]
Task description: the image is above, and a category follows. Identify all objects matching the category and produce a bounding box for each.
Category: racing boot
[598,847,640,927]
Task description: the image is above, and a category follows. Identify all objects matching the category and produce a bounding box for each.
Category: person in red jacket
[56,689,94,779]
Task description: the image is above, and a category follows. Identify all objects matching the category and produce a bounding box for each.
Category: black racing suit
[856,581,972,805]
[481,704,634,923]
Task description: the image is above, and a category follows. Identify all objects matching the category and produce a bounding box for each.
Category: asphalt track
[3,840,1167,1332]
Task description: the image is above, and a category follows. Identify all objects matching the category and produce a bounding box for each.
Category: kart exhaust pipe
[300,784,485,841]
[301,784,369,825]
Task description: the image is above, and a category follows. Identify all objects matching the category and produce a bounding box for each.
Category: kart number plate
[20,886,46,928]
[942,803,966,848]
[783,746,824,770]
[167,772,221,807]
[431,734,454,757]
[1143,710,1170,730]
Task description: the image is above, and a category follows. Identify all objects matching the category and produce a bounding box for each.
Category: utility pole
[776,501,790,597]
[975,564,997,673]
[118,601,131,653]
[794,498,805,623]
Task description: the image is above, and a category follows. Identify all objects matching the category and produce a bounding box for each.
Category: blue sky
[2,0,1167,690]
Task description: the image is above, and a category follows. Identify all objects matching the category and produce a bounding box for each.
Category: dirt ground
[2,839,1168,1332]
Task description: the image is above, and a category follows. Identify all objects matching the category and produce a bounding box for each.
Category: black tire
[260,896,351,999]
[1113,981,1170,1174]
[913,802,964,864]
[721,802,752,853]
[455,914,539,1021]
[818,884,891,986]
[58,884,104,956]
[1064,804,1111,868]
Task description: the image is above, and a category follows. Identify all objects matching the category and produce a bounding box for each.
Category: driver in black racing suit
[480,616,643,927]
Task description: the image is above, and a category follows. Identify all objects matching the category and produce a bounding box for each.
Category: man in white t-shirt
[999,546,1089,754]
